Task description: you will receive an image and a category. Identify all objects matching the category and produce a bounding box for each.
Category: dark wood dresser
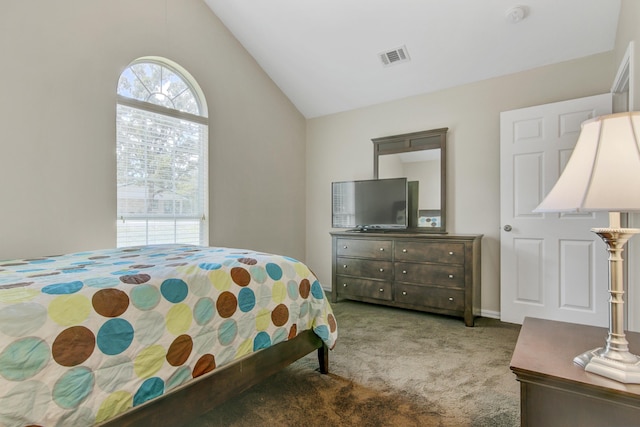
[330,231,481,326]
[510,317,640,426]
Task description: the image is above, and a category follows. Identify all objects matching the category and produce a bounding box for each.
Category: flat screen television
[332,177,408,230]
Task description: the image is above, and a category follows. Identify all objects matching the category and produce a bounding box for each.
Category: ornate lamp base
[575,347,640,383]
[573,225,640,384]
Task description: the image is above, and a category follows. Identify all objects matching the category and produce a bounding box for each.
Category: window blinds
[116,104,207,247]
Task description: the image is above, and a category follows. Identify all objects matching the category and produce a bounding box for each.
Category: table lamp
[535,111,640,383]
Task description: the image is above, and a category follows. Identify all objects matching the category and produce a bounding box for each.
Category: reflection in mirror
[372,128,447,232]
[378,149,441,210]
[379,150,441,229]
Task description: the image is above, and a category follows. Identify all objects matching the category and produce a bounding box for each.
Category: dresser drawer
[336,257,393,280]
[395,262,464,287]
[395,241,465,264]
[336,238,393,260]
[335,276,393,301]
[395,284,464,311]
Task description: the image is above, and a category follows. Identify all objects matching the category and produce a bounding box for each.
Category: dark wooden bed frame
[99,329,328,426]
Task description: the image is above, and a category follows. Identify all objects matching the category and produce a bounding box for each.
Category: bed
[0,244,337,426]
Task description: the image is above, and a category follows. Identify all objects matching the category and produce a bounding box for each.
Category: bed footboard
[99,329,327,427]
[318,342,329,374]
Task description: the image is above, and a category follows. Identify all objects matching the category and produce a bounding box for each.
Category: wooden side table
[510,317,640,426]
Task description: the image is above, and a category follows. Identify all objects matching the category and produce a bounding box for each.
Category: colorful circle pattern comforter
[0,244,338,426]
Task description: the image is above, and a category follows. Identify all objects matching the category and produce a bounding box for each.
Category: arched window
[116,58,208,247]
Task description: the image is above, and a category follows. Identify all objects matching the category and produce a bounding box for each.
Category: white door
[500,94,612,326]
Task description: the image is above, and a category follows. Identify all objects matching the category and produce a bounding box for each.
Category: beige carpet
[192,300,522,426]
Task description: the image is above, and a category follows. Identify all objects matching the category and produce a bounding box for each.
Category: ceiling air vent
[379,45,410,67]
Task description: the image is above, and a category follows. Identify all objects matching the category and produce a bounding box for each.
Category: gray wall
[614,0,640,330]
[306,53,616,317]
[616,0,640,110]
[1,0,635,319]
[0,0,307,260]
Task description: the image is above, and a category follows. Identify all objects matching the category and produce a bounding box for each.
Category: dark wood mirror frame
[372,128,447,233]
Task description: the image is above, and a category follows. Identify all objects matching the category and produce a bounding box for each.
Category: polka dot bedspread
[0,244,338,426]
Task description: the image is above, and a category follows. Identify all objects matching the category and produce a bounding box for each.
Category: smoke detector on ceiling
[505,6,528,23]
[379,45,410,67]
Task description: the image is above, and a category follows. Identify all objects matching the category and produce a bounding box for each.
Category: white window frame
[116,58,208,247]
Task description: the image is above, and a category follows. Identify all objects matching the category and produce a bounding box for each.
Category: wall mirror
[373,128,447,233]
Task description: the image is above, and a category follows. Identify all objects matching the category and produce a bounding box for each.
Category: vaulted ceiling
[204,0,621,118]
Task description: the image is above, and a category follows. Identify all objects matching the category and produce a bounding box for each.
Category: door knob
[503,224,513,232]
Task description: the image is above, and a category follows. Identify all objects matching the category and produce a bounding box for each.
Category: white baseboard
[480,309,500,320]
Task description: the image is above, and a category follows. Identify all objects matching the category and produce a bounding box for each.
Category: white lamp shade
[535,112,640,213]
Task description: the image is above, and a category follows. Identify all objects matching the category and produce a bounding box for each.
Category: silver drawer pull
[448,274,454,279]
[402,291,407,296]
[343,283,348,287]
[402,270,407,274]
[449,297,454,301]
[449,251,454,255]
[343,245,348,249]
[402,248,407,253]
[379,247,385,251]
[343,265,348,268]
[379,268,384,272]
[379,288,384,292]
